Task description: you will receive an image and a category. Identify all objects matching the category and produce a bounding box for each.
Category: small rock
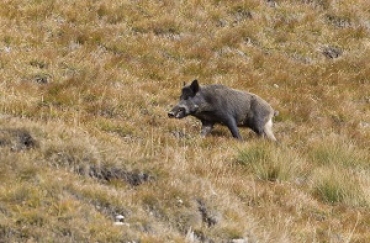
[176,197,183,206]
[360,121,370,128]
[217,19,228,27]
[185,228,197,242]
[171,130,186,138]
[0,128,38,151]
[113,221,125,226]
[114,215,129,226]
[323,46,342,59]
[267,0,277,8]
[115,214,125,222]
[231,239,248,243]
[34,74,49,84]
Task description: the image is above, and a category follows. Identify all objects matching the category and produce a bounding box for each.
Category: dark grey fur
[168,80,277,141]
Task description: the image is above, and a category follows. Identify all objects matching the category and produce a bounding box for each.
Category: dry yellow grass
[1,0,370,242]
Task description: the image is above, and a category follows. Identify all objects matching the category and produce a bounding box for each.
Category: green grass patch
[237,143,305,182]
[311,168,367,207]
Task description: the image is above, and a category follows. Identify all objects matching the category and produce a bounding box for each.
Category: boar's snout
[168,106,186,119]
[168,111,175,118]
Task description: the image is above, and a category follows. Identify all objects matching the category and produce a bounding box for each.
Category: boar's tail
[274,110,279,117]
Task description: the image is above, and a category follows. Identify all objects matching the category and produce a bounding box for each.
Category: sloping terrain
[0,0,369,242]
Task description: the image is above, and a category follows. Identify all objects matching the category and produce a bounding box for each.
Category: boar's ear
[190,79,200,94]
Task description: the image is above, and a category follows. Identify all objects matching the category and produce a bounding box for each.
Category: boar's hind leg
[252,116,276,142]
[263,118,276,141]
[200,120,214,137]
[250,116,268,137]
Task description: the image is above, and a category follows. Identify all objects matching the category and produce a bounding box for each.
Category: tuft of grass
[237,143,305,182]
[311,168,367,207]
[308,139,370,169]
[237,143,271,166]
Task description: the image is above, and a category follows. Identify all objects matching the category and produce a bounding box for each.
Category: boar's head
[168,80,200,119]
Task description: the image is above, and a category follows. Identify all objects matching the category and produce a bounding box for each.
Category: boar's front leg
[200,120,214,137]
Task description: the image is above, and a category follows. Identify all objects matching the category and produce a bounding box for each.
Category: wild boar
[168,79,277,141]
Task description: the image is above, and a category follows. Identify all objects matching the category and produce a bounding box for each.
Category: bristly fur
[169,80,277,141]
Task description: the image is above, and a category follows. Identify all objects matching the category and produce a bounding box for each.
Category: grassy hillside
[0,0,369,242]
